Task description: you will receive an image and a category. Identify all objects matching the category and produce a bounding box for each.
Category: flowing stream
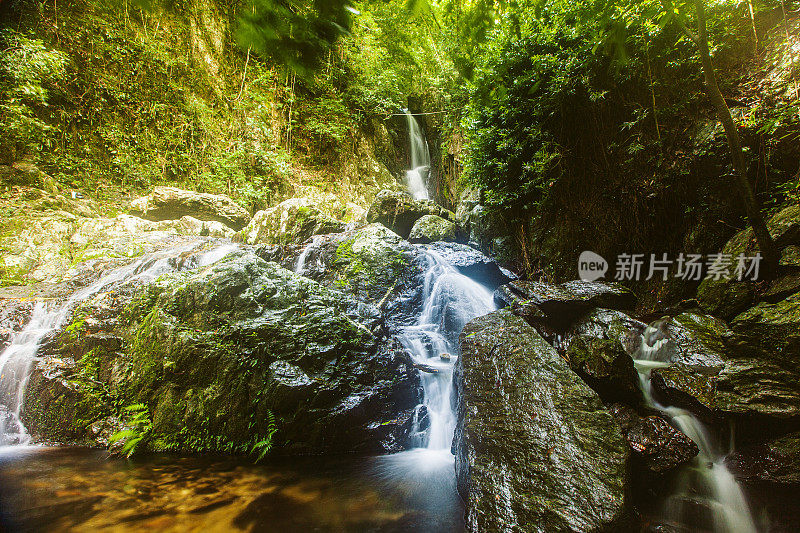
[404,110,431,201]
[634,325,757,533]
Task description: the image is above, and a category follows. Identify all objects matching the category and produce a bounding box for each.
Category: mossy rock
[454,309,630,531]
[239,197,345,245]
[697,203,800,318]
[408,214,458,244]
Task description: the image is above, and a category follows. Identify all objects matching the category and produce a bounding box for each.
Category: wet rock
[661,313,730,367]
[495,279,635,329]
[563,308,647,356]
[130,186,250,230]
[424,241,516,287]
[651,364,720,421]
[715,359,800,420]
[26,250,420,454]
[283,223,425,319]
[763,271,800,302]
[697,203,800,319]
[453,309,630,532]
[565,335,643,404]
[408,214,458,244]
[365,189,455,238]
[725,431,800,485]
[608,404,698,473]
[239,198,345,245]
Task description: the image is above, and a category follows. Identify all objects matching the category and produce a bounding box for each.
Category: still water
[0,447,464,532]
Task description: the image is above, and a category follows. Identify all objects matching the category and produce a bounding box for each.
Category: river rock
[408,214,458,244]
[495,279,635,329]
[366,189,455,238]
[565,335,643,404]
[725,431,800,485]
[453,309,630,532]
[563,308,647,356]
[608,404,698,473]
[282,223,425,317]
[23,249,420,454]
[239,198,345,245]
[130,186,251,230]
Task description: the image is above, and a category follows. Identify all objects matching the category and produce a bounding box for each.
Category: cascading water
[634,326,757,533]
[404,110,431,201]
[400,250,497,453]
[0,241,239,448]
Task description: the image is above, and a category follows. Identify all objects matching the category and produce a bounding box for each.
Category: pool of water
[0,447,464,532]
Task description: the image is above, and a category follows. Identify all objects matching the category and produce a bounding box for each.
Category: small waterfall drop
[404,110,431,201]
[0,241,239,447]
[634,326,757,533]
[399,251,497,453]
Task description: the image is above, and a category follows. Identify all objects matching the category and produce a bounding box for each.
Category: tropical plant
[108,404,153,458]
[250,410,278,462]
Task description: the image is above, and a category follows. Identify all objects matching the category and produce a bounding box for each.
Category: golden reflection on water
[0,448,463,532]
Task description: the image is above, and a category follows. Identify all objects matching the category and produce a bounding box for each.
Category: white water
[0,241,239,446]
[634,326,757,533]
[397,250,496,461]
[404,110,431,201]
[294,235,324,275]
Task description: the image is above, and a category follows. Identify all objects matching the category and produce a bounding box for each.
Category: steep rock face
[366,189,456,238]
[239,198,345,245]
[453,309,630,532]
[130,186,251,230]
[23,250,420,454]
[697,203,800,318]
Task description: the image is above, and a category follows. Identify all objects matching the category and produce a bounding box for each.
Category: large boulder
[23,249,420,454]
[130,186,251,230]
[239,198,345,245]
[645,311,800,423]
[366,189,456,238]
[731,292,800,364]
[408,214,458,244]
[280,223,425,318]
[495,279,636,329]
[453,309,630,532]
[563,308,647,356]
[565,335,642,404]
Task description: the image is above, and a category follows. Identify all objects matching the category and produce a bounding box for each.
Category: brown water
[0,447,464,532]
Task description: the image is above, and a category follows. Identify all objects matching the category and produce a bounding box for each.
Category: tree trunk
[693,0,778,276]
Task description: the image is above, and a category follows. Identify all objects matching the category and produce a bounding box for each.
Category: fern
[109,404,152,458]
[250,411,278,463]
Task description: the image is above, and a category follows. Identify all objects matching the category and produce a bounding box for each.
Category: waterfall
[398,250,497,454]
[404,110,431,201]
[0,241,239,447]
[634,326,757,533]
